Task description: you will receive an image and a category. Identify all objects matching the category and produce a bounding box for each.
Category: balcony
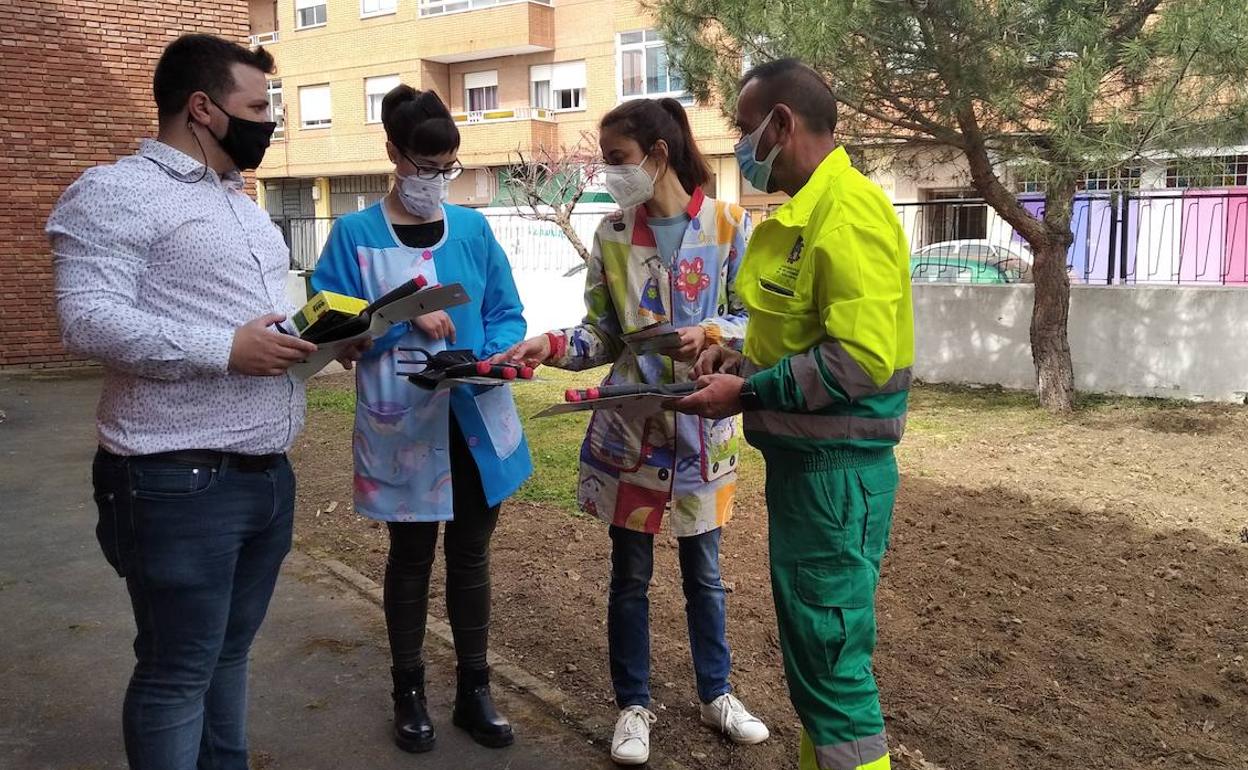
[248,0,279,47]
[453,106,555,125]
[451,107,558,166]
[420,0,549,17]
[417,1,554,63]
[249,31,280,46]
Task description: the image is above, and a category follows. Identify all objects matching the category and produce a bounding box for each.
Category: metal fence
[274,217,333,271]
[275,211,604,274]
[892,191,1248,286]
[276,190,1248,287]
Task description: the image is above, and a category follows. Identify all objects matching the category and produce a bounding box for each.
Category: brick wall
[0,1,250,369]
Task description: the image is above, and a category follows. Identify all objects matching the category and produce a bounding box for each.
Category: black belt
[104,448,285,473]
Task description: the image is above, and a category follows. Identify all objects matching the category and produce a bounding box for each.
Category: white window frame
[616,29,688,102]
[464,70,499,113]
[360,0,396,18]
[419,0,551,18]
[530,61,586,113]
[299,84,333,130]
[268,79,285,139]
[554,86,585,111]
[295,0,328,29]
[531,75,552,110]
[1165,155,1248,189]
[365,74,400,124]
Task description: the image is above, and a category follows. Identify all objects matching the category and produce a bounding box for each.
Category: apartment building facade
[245,0,788,226]
[248,0,1248,288]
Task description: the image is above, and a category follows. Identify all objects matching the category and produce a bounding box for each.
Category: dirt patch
[300,637,364,657]
[292,375,1248,769]
[901,389,1248,543]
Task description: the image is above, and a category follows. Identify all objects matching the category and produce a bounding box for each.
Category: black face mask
[207,96,276,171]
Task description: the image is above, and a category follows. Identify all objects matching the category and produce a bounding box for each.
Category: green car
[909,240,1032,285]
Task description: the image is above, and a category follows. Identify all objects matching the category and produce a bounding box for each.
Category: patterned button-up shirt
[47,139,306,455]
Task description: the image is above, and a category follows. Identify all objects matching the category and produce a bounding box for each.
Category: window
[419,0,550,17]
[922,190,987,244]
[365,75,400,124]
[295,0,327,28]
[530,61,587,112]
[267,80,285,139]
[1018,165,1142,193]
[361,0,396,17]
[531,79,551,111]
[1080,165,1141,191]
[299,84,332,129]
[1166,155,1248,188]
[464,71,499,113]
[618,30,687,100]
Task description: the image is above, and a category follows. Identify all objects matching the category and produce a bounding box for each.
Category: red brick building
[0,1,250,369]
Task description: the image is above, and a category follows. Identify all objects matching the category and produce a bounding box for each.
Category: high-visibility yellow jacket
[737,147,914,452]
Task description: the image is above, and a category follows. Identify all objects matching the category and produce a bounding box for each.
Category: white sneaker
[700,693,770,745]
[610,705,657,765]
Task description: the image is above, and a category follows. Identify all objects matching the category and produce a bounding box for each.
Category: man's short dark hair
[740,58,838,135]
[153,34,276,120]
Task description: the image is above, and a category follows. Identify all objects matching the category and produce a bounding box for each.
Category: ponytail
[381,84,460,157]
[657,98,711,192]
[600,98,711,194]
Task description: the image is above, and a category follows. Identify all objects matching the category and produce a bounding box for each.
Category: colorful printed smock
[547,189,750,536]
[310,202,533,523]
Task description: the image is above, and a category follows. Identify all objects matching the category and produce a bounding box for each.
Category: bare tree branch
[502,133,603,275]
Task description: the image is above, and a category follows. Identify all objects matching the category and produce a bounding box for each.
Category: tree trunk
[1030,239,1075,412]
[950,112,1075,411]
[556,214,590,263]
[554,208,592,276]
[1029,184,1078,413]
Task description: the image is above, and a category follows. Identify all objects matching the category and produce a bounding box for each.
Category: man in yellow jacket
[676,59,913,770]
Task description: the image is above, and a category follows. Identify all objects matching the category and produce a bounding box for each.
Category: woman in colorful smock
[502,98,769,766]
[310,86,532,754]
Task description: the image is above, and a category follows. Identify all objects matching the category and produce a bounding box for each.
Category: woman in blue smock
[310,85,531,754]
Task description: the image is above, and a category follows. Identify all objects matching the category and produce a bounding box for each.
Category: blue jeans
[607,525,732,708]
[93,449,295,770]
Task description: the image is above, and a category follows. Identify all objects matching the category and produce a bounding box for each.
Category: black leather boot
[392,666,436,753]
[452,666,514,748]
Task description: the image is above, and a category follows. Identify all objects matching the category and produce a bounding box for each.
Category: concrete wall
[288,250,1248,403]
[913,284,1248,402]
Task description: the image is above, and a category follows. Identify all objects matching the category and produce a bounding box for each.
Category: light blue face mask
[734,109,781,192]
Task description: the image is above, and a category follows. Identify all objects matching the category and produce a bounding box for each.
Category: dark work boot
[392,666,436,753]
[452,666,514,748]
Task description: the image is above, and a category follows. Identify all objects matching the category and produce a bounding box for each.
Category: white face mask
[603,156,658,210]
[396,173,447,220]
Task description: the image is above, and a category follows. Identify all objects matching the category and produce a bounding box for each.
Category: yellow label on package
[292,290,369,338]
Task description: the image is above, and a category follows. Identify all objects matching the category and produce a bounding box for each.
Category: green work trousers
[763,446,897,770]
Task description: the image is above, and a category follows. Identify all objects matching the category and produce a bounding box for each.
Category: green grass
[306,386,355,414]
[307,374,1211,514]
[511,368,597,511]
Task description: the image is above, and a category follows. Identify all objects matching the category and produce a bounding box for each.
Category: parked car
[910,239,1034,284]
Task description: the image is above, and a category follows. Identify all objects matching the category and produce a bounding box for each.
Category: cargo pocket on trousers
[855,463,899,565]
[794,560,874,683]
[796,560,873,609]
[94,490,135,578]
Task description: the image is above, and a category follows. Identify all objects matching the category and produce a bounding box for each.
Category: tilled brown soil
[292,379,1248,769]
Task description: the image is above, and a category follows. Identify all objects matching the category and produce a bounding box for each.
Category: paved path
[0,370,614,770]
